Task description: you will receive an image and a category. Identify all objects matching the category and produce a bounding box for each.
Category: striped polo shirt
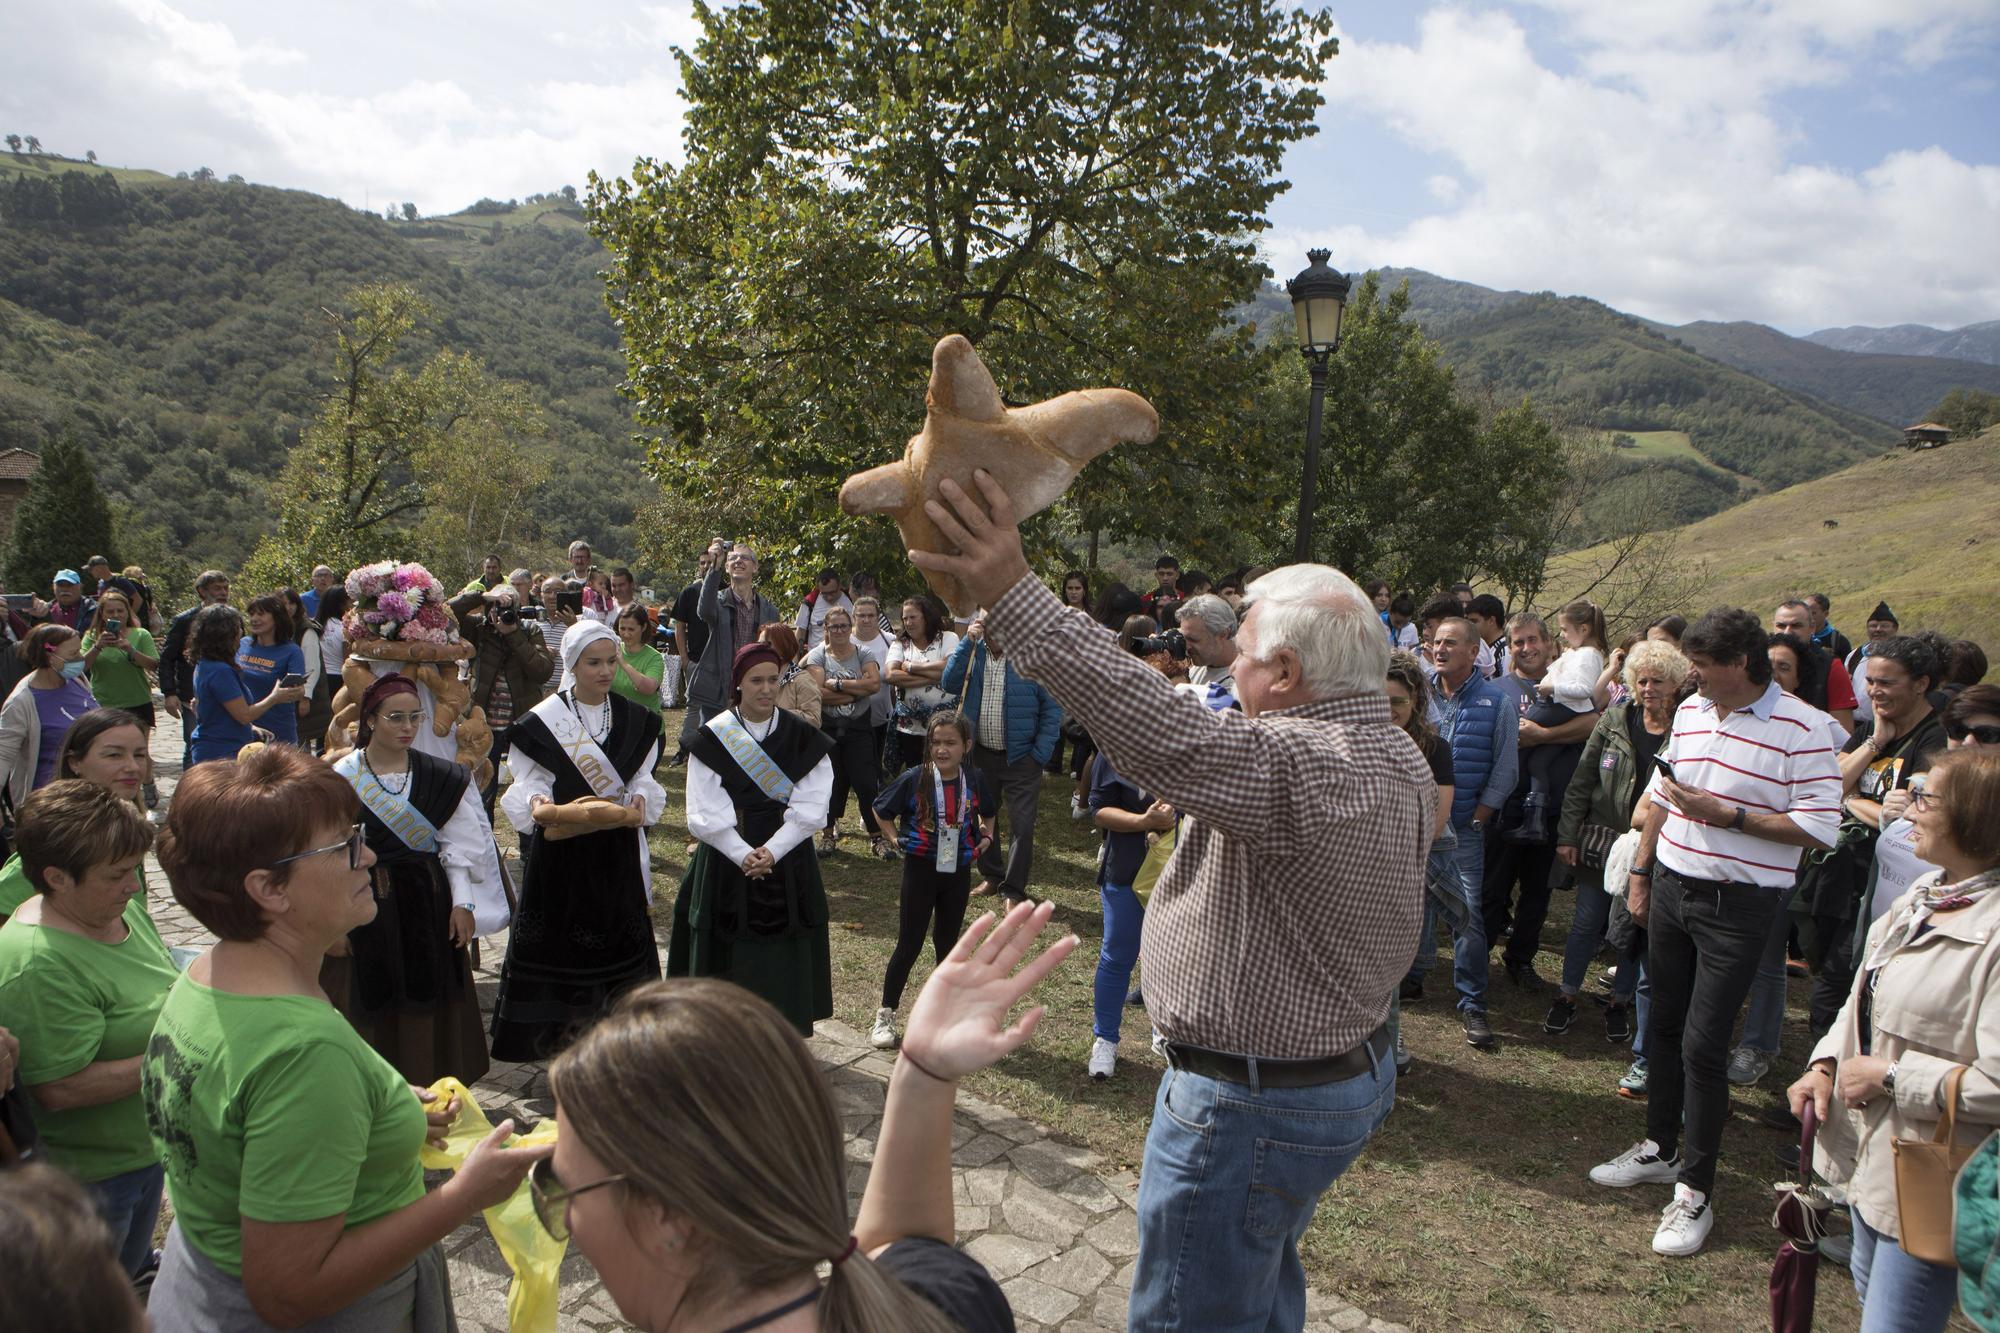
[1648,680,1842,887]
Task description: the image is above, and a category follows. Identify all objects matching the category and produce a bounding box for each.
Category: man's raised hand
[908,470,1033,615]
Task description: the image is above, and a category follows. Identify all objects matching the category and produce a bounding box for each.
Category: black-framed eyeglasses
[1909,787,1945,813]
[271,824,366,871]
[529,1155,624,1241]
[1944,720,2000,746]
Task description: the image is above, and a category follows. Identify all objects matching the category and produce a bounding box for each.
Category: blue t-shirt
[1089,752,1154,887]
[874,765,992,869]
[300,588,321,621]
[235,637,304,744]
[191,660,256,763]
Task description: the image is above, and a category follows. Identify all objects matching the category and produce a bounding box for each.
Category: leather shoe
[1463,1012,1496,1049]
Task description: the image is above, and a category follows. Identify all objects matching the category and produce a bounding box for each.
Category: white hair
[1241,565,1387,699]
[1175,593,1237,637]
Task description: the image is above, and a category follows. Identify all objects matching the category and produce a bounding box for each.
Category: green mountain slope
[1545,425,2000,659]
[0,164,641,569]
[1659,320,2000,427]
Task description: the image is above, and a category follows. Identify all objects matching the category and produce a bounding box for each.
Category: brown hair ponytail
[550,981,953,1333]
[912,711,973,829]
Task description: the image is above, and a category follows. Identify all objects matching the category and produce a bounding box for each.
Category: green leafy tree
[4,135,21,154]
[1281,273,1568,596]
[23,136,40,155]
[85,150,96,165]
[401,201,418,222]
[588,0,1338,599]
[242,284,546,591]
[190,166,215,182]
[5,435,114,592]
[1930,387,2000,439]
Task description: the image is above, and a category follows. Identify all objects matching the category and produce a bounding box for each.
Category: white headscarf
[559,618,620,693]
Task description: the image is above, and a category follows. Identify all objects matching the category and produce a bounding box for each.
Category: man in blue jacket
[1405,615,1518,1048]
[942,614,1063,903]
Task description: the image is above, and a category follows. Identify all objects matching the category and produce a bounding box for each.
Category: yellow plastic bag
[420,1077,565,1333]
[1131,823,1175,909]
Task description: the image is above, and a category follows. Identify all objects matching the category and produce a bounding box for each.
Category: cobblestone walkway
[142,722,1402,1333]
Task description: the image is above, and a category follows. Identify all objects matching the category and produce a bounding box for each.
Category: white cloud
[3,0,695,215]
[1274,4,2000,330]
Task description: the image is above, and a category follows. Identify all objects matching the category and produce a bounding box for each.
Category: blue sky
[4,0,1997,332]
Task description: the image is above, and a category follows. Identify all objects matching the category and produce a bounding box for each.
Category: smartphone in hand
[280,672,308,689]
[1651,753,1676,784]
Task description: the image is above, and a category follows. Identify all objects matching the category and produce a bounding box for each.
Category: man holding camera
[450,582,555,813]
[1176,593,1240,697]
[687,540,779,747]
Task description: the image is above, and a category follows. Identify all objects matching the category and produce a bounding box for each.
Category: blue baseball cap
[53,569,81,586]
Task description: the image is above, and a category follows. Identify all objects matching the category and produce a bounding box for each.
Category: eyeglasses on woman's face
[271,824,366,871]
[529,1155,625,1241]
[377,709,428,728]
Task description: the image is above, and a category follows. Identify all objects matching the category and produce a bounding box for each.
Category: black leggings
[824,718,885,835]
[881,857,972,1009]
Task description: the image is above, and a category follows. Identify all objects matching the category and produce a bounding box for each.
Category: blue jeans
[1446,824,1489,1013]
[1558,867,1637,1001]
[1737,883,1801,1055]
[1850,1207,1960,1332]
[1093,882,1144,1044]
[1130,1058,1394,1331]
[89,1162,165,1276]
[1631,956,1650,1060]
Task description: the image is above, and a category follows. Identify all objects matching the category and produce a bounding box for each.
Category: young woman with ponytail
[542,897,1075,1333]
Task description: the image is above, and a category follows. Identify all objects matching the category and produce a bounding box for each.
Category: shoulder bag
[1894,1063,1977,1265]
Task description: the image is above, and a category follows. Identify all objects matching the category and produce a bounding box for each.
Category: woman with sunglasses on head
[1787,746,2000,1332]
[142,745,549,1332]
[0,708,151,922]
[544,898,1072,1333]
[322,675,507,1087]
[490,620,666,1062]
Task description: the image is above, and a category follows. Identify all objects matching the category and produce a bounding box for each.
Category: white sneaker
[870,1008,898,1049]
[1589,1139,1683,1187]
[1726,1046,1772,1086]
[1070,794,1088,820]
[1088,1037,1117,1080]
[1652,1183,1714,1256]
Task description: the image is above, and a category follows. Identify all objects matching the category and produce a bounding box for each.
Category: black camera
[495,605,520,627]
[1128,628,1187,660]
[517,603,543,620]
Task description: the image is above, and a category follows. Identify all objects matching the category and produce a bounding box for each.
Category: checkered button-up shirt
[990,576,1432,1060]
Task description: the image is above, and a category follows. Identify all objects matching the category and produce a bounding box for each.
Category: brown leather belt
[1162,1023,1391,1089]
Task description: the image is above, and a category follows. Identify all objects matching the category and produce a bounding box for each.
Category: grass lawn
[635,714,1906,1332]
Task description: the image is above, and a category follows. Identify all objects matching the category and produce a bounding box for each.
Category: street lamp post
[1285,248,1351,565]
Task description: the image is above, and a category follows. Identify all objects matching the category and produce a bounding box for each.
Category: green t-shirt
[613,642,666,712]
[0,852,32,917]
[81,626,159,709]
[142,976,428,1276]
[0,896,175,1181]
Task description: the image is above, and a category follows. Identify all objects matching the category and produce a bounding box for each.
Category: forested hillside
[1807,320,2000,366]
[0,161,642,570]
[1659,320,2000,427]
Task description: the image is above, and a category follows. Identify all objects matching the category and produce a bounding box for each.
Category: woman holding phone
[80,589,160,807]
[236,595,306,748]
[188,606,303,765]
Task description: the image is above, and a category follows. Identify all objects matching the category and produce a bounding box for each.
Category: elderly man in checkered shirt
[913,472,1433,1332]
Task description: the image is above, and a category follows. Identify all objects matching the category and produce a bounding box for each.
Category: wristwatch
[1882,1062,1899,1097]
[1731,806,1748,831]
[1630,863,1653,877]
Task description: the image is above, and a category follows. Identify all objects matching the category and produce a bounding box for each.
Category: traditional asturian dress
[324,748,508,1086]
[669,706,835,1035]
[489,689,665,1061]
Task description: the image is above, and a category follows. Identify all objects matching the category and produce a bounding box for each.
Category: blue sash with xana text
[706,711,796,804]
[333,751,440,853]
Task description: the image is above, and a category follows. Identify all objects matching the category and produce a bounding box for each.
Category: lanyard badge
[934,768,966,872]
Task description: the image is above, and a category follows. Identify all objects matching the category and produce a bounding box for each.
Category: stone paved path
[142,720,1402,1333]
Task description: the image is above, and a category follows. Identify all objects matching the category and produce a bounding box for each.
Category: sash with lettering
[541,692,631,803]
[333,750,440,854]
[705,709,797,804]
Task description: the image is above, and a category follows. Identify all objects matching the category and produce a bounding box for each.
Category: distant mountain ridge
[1658,320,2000,427]
[1806,321,2000,366]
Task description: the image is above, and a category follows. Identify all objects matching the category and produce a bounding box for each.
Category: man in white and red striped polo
[1588,606,1841,1257]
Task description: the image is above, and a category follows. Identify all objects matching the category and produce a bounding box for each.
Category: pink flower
[416,601,451,628]
[378,592,413,621]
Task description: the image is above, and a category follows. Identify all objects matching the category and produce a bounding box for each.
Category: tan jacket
[1811,872,2000,1237]
[776,670,821,728]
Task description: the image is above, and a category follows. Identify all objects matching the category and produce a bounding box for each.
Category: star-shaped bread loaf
[839,334,1159,615]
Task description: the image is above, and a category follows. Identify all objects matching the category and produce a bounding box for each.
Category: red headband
[731,642,785,691]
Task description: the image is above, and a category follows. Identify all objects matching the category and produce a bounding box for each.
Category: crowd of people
[0,507,1994,1333]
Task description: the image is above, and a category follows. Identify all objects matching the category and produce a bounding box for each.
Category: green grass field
[1551,424,2000,658]
[632,733,1881,1332]
[2,151,178,186]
